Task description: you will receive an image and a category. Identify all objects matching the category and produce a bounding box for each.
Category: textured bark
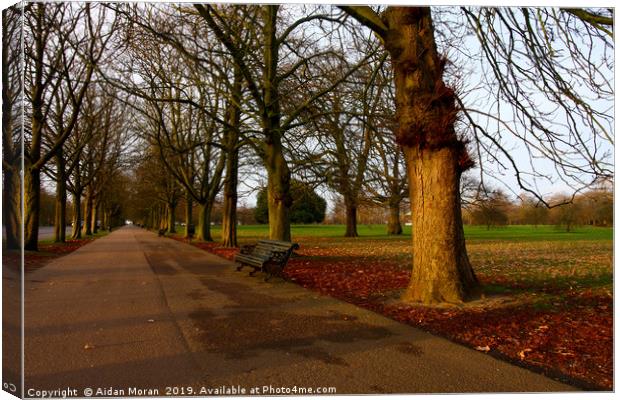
[54,152,67,242]
[344,201,358,238]
[24,166,41,251]
[197,203,213,242]
[387,200,403,235]
[265,141,292,242]
[402,147,478,303]
[384,8,478,303]
[263,6,291,242]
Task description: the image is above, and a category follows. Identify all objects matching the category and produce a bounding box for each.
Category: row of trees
[3,3,131,250]
[3,4,612,304]
[464,186,613,231]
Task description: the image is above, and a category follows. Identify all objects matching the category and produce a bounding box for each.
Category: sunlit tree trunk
[384,8,478,303]
[262,6,291,242]
[265,140,292,242]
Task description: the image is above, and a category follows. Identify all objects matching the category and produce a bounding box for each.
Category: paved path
[24,226,576,395]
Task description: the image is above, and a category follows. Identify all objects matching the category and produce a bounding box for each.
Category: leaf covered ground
[185,225,613,390]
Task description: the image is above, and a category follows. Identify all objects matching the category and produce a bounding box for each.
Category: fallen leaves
[518,348,532,360]
[281,236,613,390]
[185,232,612,390]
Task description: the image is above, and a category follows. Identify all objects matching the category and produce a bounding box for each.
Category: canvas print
[1,1,614,398]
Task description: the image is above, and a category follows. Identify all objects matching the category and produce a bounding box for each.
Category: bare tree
[19,2,117,250]
[2,4,24,250]
[341,6,612,303]
[196,4,374,241]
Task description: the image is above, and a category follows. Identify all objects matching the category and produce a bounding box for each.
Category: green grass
[205,224,612,242]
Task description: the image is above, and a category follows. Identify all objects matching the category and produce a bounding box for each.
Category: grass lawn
[203,223,613,242]
[177,223,613,390]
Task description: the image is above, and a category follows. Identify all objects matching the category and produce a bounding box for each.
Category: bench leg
[249,266,261,277]
[236,263,244,272]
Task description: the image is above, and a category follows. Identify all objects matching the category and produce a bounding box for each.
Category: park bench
[235,239,300,281]
[158,228,166,237]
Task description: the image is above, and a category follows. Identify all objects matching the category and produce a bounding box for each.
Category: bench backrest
[253,239,299,261]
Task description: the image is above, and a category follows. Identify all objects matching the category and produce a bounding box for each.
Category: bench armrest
[268,250,290,264]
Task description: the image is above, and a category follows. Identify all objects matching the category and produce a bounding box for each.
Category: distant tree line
[462,185,613,231]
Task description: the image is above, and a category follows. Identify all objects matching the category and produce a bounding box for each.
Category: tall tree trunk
[24,166,41,251]
[402,147,477,303]
[221,66,241,248]
[184,195,193,238]
[344,199,358,237]
[3,164,21,249]
[2,12,20,250]
[197,203,213,242]
[54,152,67,242]
[91,199,99,234]
[265,142,292,242]
[387,199,402,235]
[167,202,176,234]
[71,191,82,239]
[82,187,93,236]
[385,7,478,303]
[262,5,291,242]
[159,204,166,230]
[221,169,238,247]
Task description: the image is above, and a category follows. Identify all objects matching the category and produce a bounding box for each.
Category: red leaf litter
[174,237,614,390]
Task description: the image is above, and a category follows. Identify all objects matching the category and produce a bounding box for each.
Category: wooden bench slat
[234,239,299,281]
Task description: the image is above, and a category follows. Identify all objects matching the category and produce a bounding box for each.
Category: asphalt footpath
[23,225,577,396]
